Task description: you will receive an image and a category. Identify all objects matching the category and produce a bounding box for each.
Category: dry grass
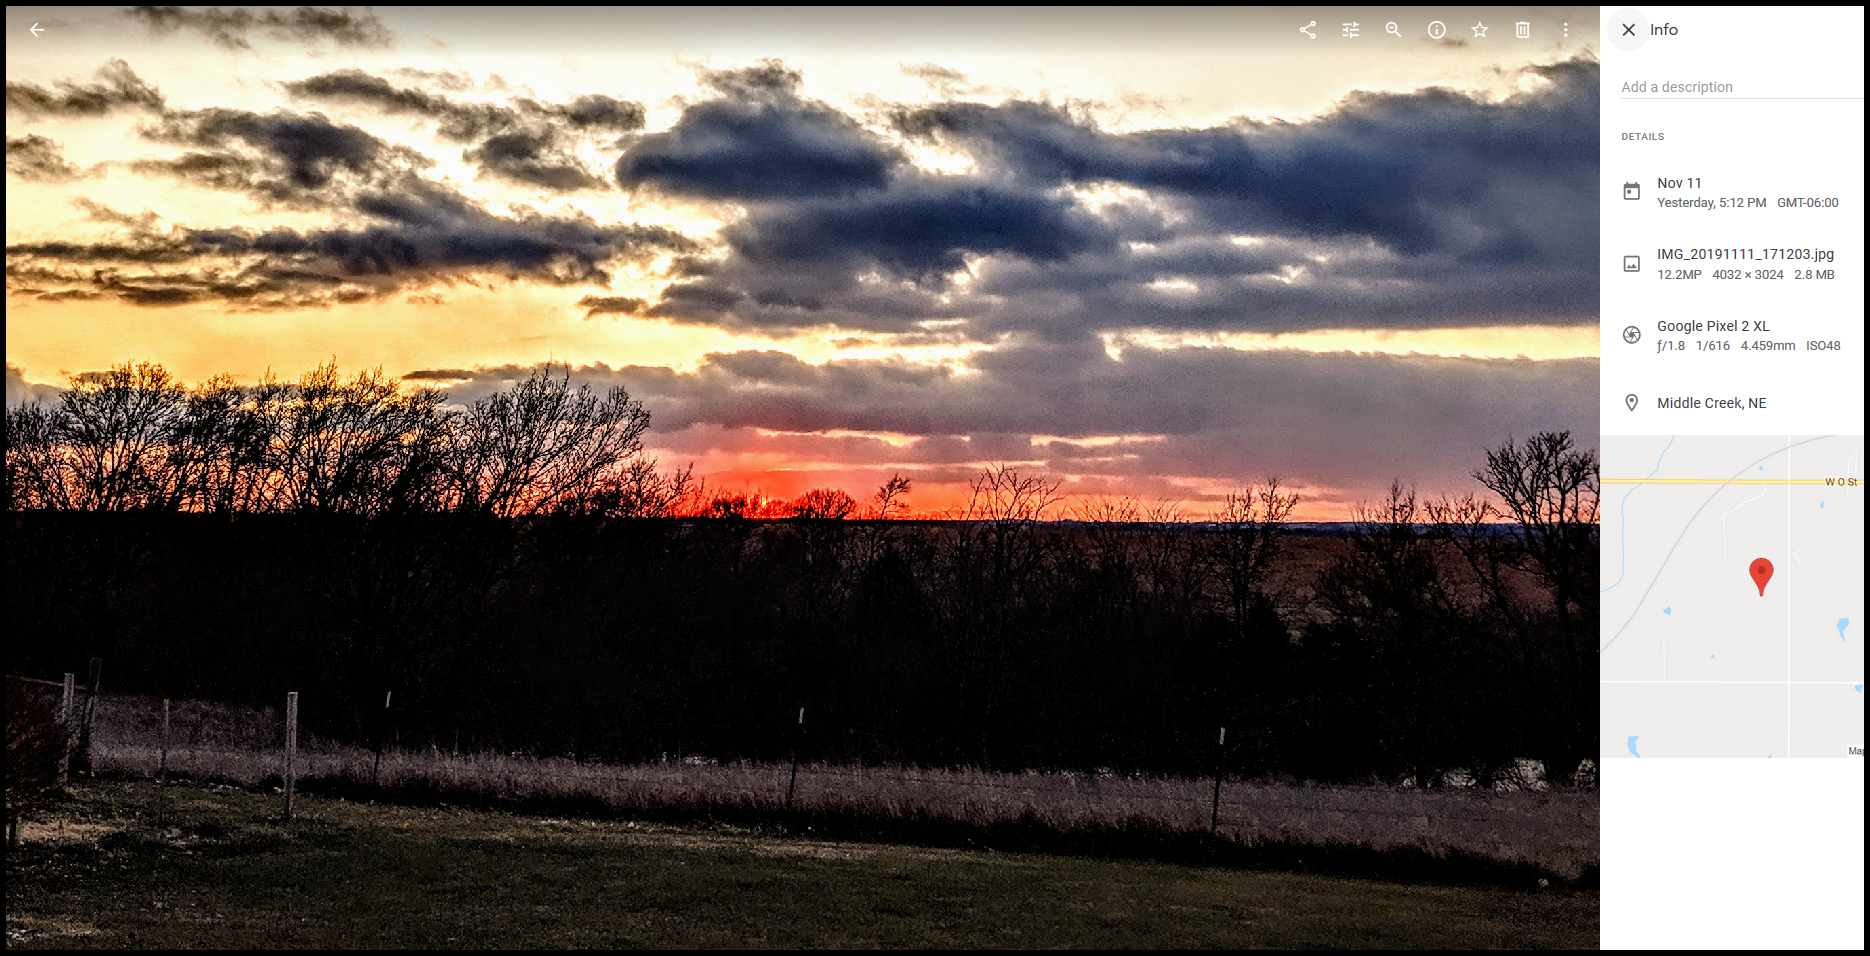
[68,692,1597,882]
[5,781,1599,948]
[14,820,118,844]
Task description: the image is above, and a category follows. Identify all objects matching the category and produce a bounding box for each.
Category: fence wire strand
[22,686,1600,874]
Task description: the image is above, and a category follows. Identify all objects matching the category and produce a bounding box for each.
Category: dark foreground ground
[5,781,1595,949]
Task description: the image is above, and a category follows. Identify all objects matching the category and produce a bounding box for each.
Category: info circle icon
[1427,20,1446,39]
[1623,325,1642,344]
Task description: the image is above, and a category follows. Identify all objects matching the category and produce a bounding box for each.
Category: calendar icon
[1623,182,1640,200]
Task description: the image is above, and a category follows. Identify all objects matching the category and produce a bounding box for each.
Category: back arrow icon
[1300,21,1315,39]
[31,22,43,36]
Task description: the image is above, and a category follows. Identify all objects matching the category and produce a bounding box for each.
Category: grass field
[5,781,1596,949]
[76,693,1598,883]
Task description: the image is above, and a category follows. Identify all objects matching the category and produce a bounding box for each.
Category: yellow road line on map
[1600,478,1839,484]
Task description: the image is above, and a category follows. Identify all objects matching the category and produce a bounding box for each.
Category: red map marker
[1749,558,1774,596]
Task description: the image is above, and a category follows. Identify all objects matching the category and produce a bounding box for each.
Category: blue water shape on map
[1626,736,1641,758]
[1857,685,1863,693]
[1840,618,1851,642]
[1602,436,1674,594]
[1663,607,1671,615]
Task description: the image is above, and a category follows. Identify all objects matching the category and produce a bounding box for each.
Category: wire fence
[16,680,1600,878]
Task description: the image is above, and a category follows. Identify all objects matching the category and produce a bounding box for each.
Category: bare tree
[694,489,762,519]
[789,488,857,520]
[1073,495,1143,590]
[851,474,913,571]
[449,364,650,517]
[1205,478,1300,626]
[580,457,696,518]
[1469,431,1599,787]
[1316,481,1463,787]
[961,465,1061,525]
[270,361,454,515]
[1474,431,1600,629]
[926,466,1067,764]
[48,362,188,511]
[4,402,64,512]
[868,473,913,520]
[149,373,277,514]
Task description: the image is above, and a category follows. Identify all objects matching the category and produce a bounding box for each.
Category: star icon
[1472,22,1488,37]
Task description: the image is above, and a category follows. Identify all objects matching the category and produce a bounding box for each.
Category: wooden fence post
[1210,726,1226,831]
[284,692,299,822]
[787,707,804,810]
[373,690,392,786]
[76,658,101,776]
[57,672,74,786]
[159,699,171,786]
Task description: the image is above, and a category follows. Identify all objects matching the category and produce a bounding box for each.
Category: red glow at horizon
[686,468,1356,521]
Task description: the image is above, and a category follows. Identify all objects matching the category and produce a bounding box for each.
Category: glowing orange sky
[5,8,1601,520]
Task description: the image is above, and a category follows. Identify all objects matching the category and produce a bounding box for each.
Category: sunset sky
[5,7,1601,518]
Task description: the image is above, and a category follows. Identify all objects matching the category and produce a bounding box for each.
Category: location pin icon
[1749,558,1774,596]
[1625,393,1639,411]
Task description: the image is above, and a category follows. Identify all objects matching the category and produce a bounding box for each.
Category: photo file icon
[1623,181,1641,200]
[1624,255,1641,271]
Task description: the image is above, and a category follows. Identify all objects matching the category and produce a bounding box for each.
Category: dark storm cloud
[7,190,696,310]
[283,69,640,189]
[696,60,807,98]
[10,92,688,306]
[623,56,1598,338]
[6,135,84,181]
[555,95,649,132]
[283,69,646,139]
[576,294,648,318]
[616,62,903,200]
[5,60,165,117]
[123,103,488,225]
[131,101,600,209]
[136,107,422,205]
[633,177,1119,333]
[12,54,1597,342]
[463,131,604,191]
[124,6,394,50]
[283,68,468,127]
[413,343,1596,500]
[897,58,1597,264]
[401,368,476,381]
[723,179,1118,278]
[900,63,968,85]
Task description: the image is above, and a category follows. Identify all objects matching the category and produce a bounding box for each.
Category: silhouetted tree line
[4,363,1598,786]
